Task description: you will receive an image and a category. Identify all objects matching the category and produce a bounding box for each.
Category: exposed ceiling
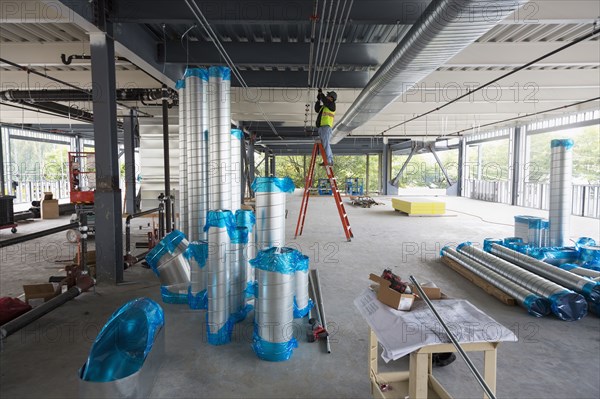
[0,0,598,151]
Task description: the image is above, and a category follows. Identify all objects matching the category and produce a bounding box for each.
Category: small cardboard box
[43,191,54,200]
[369,274,442,311]
[23,283,61,307]
[41,198,59,219]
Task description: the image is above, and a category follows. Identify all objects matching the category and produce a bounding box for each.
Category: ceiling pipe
[0,88,177,103]
[330,0,528,144]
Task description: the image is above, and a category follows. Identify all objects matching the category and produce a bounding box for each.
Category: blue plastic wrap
[231,226,249,244]
[551,138,574,150]
[250,247,300,275]
[235,209,256,231]
[581,281,600,303]
[160,286,188,304]
[251,177,295,194]
[579,245,600,265]
[522,294,551,318]
[293,297,314,318]
[203,209,236,236]
[245,281,257,299]
[206,313,234,346]
[208,66,231,80]
[80,298,164,382]
[558,263,578,271]
[537,247,579,265]
[575,237,596,249]
[231,128,243,141]
[175,79,185,89]
[547,291,587,321]
[581,261,600,271]
[186,240,208,267]
[145,242,167,274]
[184,67,208,80]
[456,242,472,252]
[251,330,298,362]
[230,304,253,323]
[187,286,207,310]
[162,229,187,253]
[483,238,503,253]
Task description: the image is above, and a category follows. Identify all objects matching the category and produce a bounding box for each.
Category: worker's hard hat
[326,91,337,101]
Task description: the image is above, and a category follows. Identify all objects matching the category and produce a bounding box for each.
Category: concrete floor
[1,194,599,399]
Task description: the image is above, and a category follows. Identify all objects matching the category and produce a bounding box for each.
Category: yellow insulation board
[391,197,446,215]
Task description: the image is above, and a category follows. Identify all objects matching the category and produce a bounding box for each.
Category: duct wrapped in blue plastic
[252,330,298,362]
[203,209,236,237]
[293,254,313,318]
[146,242,167,272]
[80,298,164,382]
[530,247,579,265]
[579,245,600,269]
[184,67,209,81]
[145,230,189,273]
[251,176,295,194]
[206,313,234,346]
[209,66,231,81]
[175,79,185,90]
[231,128,243,141]
[187,241,209,309]
[483,238,503,253]
[235,209,256,231]
[250,246,300,275]
[575,237,596,249]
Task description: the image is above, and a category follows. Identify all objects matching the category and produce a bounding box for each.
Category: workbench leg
[369,329,378,375]
[409,352,429,399]
[483,349,497,399]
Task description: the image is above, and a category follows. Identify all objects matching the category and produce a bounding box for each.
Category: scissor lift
[67,152,96,242]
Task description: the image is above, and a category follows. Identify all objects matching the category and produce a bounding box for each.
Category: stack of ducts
[185,68,209,241]
[549,139,574,247]
[176,79,188,235]
[251,247,299,361]
[294,253,313,318]
[235,209,257,295]
[252,177,295,249]
[204,210,235,345]
[145,230,190,303]
[187,240,208,309]
[231,129,243,212]
[229,226,251,322]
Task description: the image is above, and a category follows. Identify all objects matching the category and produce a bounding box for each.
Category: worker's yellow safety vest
[320,105,335,127]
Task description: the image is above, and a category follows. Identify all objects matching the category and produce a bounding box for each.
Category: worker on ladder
[315,88,337,166]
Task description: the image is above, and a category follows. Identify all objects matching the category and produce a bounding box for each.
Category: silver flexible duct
[231,129,243,212]
[229,227,248,321]
[156,252,191,290]
[255,191,286,249]
[177,80,188,235]
[558,264,600,280]
[206,219,231,336]
[442,247,550,317]
[254,248,295,343]
[186,69,209,241]
[458,244,587,321]
[330,0,527,143]
[208,67,232,211]
[549,139,573,247]
[490,244,600,304]
[188,240,208,308]
[294,254,310,316]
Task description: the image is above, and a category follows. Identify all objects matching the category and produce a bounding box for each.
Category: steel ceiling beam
[112,0,430,24]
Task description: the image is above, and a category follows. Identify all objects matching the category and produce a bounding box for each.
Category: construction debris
[349,196,382,208]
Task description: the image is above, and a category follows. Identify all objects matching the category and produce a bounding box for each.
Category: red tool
[307,318,329,342]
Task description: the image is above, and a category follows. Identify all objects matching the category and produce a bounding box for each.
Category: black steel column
[124,109,138,215]
[0,126,5,195]
[162,85,172,233]
[248,136,255,195]
[365,154,370,195]
[264,153,270,176]
[381,141,390,195]
[269,153,276,176]
[457,138,465,197]
[511,127,522,206]
[90,22,123,284]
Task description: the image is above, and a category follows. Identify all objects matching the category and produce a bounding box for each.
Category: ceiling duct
[0,89,177,103]
[331,0,527,144]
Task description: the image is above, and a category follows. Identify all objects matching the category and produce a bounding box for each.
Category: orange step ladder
[295,140,353,241]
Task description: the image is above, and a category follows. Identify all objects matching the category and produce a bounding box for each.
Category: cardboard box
[43,191,54,200]
[41,199,59,219]
[369,274,443,311]
[23,283,61,307]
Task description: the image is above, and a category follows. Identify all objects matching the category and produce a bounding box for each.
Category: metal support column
[391,145,416,187]
[269,153,276,176]
[162,85,172,233]
[429,145,452,186]
[248,136,255,196]
[240,134,246,204]
[0,126,5,195]
[381,141,391,195]
[89,23,123,284]
[511,127,524,206]
[123,109,138,215]
[264,153,270,177]
[365,154,370,195]
[477,144,483,179]
[457,138,466,197]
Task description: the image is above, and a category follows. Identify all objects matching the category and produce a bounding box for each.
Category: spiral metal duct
[252,177,295,249]
[185,68,209,241]
[558,264,600,280]
[176,79,188,235]
[457,243,587,321]
[549,139,574,247]
[231,129,243,212]
[294,254,312,318]
[205,210,235,345]
[188,240,208,310]
[251,247,296,344]
[229,226,249,322]
[330,0,527,144]
[442,247,550,317]
[235,209,257,290]
[490,244,600,304]
[208,67,232,211]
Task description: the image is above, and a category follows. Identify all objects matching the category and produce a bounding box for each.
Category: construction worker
[315,88,337,166]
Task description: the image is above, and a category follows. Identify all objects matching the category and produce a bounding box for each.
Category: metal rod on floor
[409,276,497,399]
[0,222,79,248]
[312,269,331,353]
